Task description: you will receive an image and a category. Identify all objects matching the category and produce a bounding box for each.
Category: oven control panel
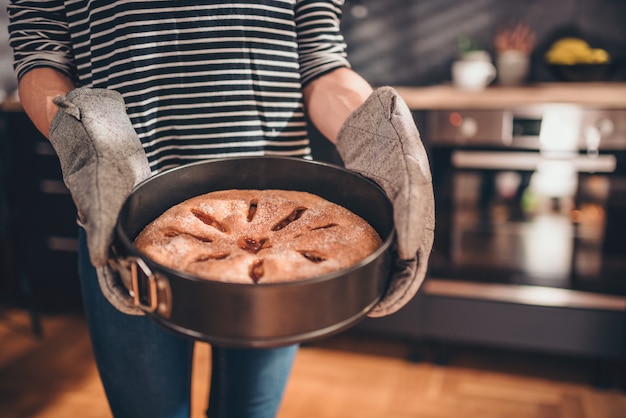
[429,110,509,145]
[429,107,626,151]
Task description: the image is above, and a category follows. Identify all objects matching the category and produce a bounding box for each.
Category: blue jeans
[77,229,298,418]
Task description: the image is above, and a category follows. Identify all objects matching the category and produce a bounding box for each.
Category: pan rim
[115,156,395,288]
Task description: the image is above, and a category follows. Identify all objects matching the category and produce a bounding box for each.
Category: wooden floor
[1,307,625,418]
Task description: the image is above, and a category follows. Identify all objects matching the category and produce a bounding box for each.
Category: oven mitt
[48,88,152,314]
[336,86,435,317]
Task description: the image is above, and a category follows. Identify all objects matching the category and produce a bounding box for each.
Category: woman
[8,1,433,417]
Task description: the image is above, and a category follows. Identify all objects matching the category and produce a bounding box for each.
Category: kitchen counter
[0,97,22,112]
[4,82,626,112]
[395,82,626,110]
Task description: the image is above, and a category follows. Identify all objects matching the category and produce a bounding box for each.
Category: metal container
[111,157,395,348]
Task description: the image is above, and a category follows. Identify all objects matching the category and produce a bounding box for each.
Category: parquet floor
[1,307,625,418]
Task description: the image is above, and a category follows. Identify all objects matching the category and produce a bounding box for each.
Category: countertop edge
[4,82,626,112]
[394,82,626,110]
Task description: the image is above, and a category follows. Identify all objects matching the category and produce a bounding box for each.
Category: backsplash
[341,0,626,85]
[1,0,625,92]
[0,0,15,93]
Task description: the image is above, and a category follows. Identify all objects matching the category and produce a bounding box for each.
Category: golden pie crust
[134,189,382,284]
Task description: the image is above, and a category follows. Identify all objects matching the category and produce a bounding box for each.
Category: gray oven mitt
[336,86,435,317]
[49,88,152,314]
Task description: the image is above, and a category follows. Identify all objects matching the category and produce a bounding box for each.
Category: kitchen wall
[2,0,625,92]
[341,0,626,86]
[0,0,15,95]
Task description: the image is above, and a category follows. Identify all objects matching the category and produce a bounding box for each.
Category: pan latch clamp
[125,257,172,318]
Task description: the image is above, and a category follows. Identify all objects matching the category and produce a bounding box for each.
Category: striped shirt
[8,0,350,172]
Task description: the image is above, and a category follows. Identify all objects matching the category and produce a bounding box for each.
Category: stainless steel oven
[429,107,626,301]
[360,106,626,363]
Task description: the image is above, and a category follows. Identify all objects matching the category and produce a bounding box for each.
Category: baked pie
[134,189,382,284]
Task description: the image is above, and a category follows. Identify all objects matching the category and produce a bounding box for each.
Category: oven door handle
[451,151,617,173]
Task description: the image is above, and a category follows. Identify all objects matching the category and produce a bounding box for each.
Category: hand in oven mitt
[336,86,435,317]
[49,88,152,314]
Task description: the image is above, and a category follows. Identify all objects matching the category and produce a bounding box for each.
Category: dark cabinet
[1,108,82,312]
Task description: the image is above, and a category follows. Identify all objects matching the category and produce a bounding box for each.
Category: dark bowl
[111,157,395,348]
[548,63,612,82]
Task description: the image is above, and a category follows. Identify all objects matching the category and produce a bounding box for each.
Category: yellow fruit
[589,48,609,64]
[551,37,589,51]
[546,49,577,65]
[545,37,611,65]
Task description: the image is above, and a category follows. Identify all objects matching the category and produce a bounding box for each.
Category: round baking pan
[111,156,394,348]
